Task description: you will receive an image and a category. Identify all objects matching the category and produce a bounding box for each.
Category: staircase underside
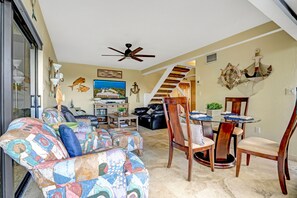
[150,65,191,103]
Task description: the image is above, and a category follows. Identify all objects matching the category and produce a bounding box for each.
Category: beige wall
[22,0,57,108]
[59,63,162,114]
[196,31,297,159]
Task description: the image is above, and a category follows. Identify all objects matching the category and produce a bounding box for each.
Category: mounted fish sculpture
[77,84,90,92]
[68,77,90,92]
[69,77,85,90]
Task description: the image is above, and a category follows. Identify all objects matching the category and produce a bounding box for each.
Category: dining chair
[163,97,215,181]
[236,97,297,195]
[213,97,249,156]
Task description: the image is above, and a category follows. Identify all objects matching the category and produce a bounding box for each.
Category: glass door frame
[1,0,42,197]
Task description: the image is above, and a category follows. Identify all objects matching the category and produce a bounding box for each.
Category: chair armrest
[124,152,150,197]
[151,112,165,119]
[134,107,149,115]
[75,115,98,121]
[31,148,126,188]
[152,110,164,115]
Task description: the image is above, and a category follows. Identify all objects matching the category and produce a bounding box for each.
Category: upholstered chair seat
[237,137,279,156]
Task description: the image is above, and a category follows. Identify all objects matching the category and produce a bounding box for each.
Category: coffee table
[108,113,138,131]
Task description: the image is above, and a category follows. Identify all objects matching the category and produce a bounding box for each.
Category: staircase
[144,65,192,106]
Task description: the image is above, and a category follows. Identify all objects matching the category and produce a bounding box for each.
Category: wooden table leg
[215,122,235,162]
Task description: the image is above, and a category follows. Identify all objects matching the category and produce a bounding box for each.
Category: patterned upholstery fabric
[42,108,112,153]
[76,130,113,154]
[42,108,66,124]
[0,117,69,169]
[125,152,149,197]
[0,117,149,198]
[108,129,143,154]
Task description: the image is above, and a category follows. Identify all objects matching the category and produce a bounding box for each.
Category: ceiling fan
[102,43,155,62]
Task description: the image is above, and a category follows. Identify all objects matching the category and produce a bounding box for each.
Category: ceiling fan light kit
[102,43,155,62]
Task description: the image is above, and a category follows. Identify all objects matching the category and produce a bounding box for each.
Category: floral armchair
[0,117,149,197]
[42,108,112,154]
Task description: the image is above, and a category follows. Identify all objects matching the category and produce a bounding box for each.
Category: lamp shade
[13,59,22,68]
[50,78,60,86]
[13,76,25,84]
[53,63,62,71]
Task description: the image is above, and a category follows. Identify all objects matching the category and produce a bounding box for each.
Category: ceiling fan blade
[118,57,126,61]
[134,54,155,57]
[131,56,143,62]
[108,47,124,54]
[102,55,124,56]
[131,47,143,55]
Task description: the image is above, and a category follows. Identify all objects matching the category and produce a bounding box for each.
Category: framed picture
[97,69,122,79]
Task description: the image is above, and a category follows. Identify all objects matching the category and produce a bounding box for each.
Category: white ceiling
[39,0,270,70]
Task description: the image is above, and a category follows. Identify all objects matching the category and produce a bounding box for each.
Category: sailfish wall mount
[218,48,272,90]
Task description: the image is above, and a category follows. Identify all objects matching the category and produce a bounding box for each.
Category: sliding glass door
[12,21,39,193]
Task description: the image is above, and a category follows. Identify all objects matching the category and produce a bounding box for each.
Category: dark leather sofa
[55,105,99,128]
[134,104,167,130]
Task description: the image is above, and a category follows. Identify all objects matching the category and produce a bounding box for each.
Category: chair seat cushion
[237,137,279,156]
[181,123,204,145]
[233,127,243,135]
[185,137,214,149]
[59,125,82,157]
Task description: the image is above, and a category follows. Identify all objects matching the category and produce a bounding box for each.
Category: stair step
[168,73,185,78]
[173,66,190,72]
[157,90,172,93]
[161,84,176,88]
[154,94,168,97]
[151,99,163,103]
[164,79,180,84]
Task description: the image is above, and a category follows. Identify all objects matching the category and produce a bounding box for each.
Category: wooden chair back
[163,97,192,148]
[225,97,249,116]
[279,96,297,158]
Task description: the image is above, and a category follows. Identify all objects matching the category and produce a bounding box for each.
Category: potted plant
[206,102,222,116]
[118,107,127,116]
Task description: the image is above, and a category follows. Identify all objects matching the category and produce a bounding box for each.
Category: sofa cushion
[59,125,82,157]
[42,108,66,125]
[146,108,154,115]
[0,118,69,169]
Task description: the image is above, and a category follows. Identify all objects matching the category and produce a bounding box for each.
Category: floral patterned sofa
[0,117,149,197]
[42,108,143,155]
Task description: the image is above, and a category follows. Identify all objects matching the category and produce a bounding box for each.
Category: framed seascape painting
[93,79,126,99]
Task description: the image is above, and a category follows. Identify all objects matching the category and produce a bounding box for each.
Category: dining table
[190,113,260,169]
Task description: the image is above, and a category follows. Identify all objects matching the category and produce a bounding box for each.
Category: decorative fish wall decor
[68,77,90,92]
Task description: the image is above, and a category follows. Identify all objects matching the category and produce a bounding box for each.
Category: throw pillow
[59,124,82,157]
[64,112,77,122]
[180,123,204,146]
[146,108,154,115]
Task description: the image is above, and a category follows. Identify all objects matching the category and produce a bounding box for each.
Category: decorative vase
[207,109,222,117]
